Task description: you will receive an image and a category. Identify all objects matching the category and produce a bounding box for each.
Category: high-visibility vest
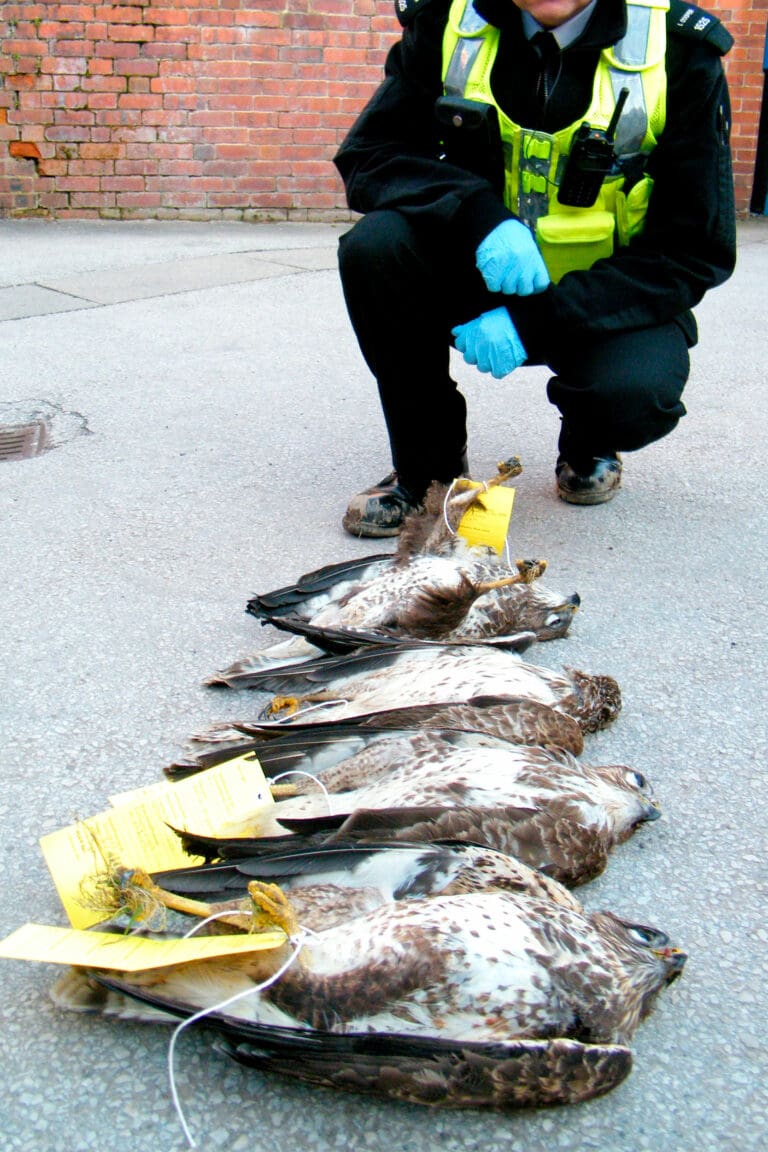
[442,0,668,280]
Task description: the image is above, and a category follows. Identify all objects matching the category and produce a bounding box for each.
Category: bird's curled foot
[266,695,302,717]
[246,880,301,937]
[514,558,547,584]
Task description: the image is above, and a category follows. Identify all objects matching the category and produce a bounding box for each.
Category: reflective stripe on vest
[442,0,668,270]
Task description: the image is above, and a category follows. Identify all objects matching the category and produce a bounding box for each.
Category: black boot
[343,449,470,538]
[556,454,622,505]
[342,472,422,538]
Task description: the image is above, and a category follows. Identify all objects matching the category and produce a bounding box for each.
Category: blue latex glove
[452,307,527,379]
[476,219,550,296]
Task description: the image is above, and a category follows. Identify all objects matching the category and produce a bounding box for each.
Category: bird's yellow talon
[267,695,301,716]
[514,559,547,584]
[496,457,523,481]
[246,880,301,937]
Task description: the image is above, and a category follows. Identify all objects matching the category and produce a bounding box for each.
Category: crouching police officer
[335,0,736,536]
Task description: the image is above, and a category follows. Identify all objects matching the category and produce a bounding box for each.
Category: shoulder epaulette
[395,0,440,28]
[667,0,734,55]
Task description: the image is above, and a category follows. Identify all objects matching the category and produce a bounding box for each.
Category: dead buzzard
[241,552,579,656]
[208,643,622,735]
[50,877,685,1109]
[209,462,581,681]
[170,739,659,887]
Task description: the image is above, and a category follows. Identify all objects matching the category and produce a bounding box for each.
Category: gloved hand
[452,307,527,379]
[476,219,550,296]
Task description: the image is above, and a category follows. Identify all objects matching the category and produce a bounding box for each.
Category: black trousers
[338,208,690,495]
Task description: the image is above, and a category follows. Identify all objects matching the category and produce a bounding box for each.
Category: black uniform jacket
[333,0,736,355]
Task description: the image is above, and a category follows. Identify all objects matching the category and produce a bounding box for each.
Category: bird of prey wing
[250,554,392,618]
[206,644,622,735]
[206,627,537,685]
[168,805,611,887]
[168,726,520,784]
[219,1030,633,1109]
[150,841,584,919]
[165,701,588,781]
[166,696,586,780]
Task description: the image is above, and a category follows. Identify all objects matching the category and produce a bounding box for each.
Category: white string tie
[441,477,460,536]
[181,910,248,938]
[270,770,334,815]
[168,927,309,1148]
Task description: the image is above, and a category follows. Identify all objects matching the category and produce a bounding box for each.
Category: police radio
[557,87,630,208]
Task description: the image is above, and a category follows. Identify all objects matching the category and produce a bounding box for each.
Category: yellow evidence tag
[0,922,287,972]
[457,483,515,553]
[39,752,273,930]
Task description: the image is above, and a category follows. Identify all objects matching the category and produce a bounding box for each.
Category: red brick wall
[0,0,765,218]
[714,0,768,207]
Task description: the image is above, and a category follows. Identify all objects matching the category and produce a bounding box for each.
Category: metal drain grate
[0,419,49,462]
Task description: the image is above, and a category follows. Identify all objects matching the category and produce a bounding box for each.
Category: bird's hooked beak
[640,800,662,824]
[653,946,687,982]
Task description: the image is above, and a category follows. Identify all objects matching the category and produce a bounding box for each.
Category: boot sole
[557,483,621,505]
[342,514,404,538]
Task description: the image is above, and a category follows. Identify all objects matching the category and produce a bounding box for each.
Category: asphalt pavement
[0,216,766,1152]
